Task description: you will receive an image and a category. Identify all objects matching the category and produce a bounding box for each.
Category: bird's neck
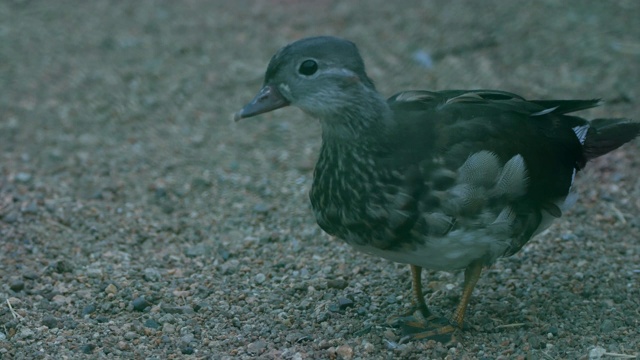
[318,91,393,147]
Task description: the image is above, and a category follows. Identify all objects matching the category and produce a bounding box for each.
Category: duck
[234,36,640,342]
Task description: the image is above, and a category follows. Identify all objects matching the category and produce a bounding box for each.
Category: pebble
[162,323,176,334]
[86,267,103,278]
[338,297,354,310]
[181,346,195,355]
[15,172,32,183]
[184,243,212,257]
[253,203,270,213]
[42,315,59,329]
[143,267,162,281]
[217,246,231,260]
[81,344,95,354]
[2,211,19,223]
[18,328,35,339]
[327,279,348,289]
[529,335,543,349]
[54,259,74,273]
[22,201,38,214]
[123,331,137,340]
[144,319,161,329]
[105,283,118,294]
[10,279,25,292]
[180,333,195,345]
[336,344,354,359]
[132,297,151,312]
[82,304,97,316]
[255,273,267,284]
[247,339,267,355]
[160,304,194,314]
[600,319,615,333]
[589,346,606,360]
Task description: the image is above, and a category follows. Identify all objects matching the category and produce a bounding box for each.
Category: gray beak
[234,84,290,121]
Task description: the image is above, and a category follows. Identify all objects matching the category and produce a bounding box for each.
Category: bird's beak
[234,84,290,121]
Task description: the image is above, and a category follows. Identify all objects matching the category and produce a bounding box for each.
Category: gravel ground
[1,1,639,359]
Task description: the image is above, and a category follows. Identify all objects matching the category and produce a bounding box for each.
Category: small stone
[54,259,74,273]
[22,201,38,214]
[338,297,354,310]
[180,333,195,345]
[160,304,194,314]
[123,331,137,341]
[529,335,543,349]
[104,283,117,294]
[383,330,398,342]
[10,279,25,292]
[184,243,211,258]
[316,312,330,322]
[600,319,615,333]
[327,279,348,289]
[42,315,59,329]
[22,271,38,280]
[86,267,103,278]
[82,304,97,316]
[81,344,95,354]
[52,295,70,305]
[143,268,161,281]
[589,346,606,360]
[247,340,267,355]
[255,273,266,284]
[18,328,34,339]
[15,172,32,183]
[181,346,194,355]
[162,323,176,334]
[2,211,19,223]
[132,297,151,312]
[362,340,375,352]
[253,203,270,213]
[336,344,353,360]
[144,319,160,329]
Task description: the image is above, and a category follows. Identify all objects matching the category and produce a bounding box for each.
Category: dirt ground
[1,1,639,359]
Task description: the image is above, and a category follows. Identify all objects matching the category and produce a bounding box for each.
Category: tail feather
[584,118,640,160]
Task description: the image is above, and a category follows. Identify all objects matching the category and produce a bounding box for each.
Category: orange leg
[395,261,483,343]
[451,259,483,328]
[410,265,431,317]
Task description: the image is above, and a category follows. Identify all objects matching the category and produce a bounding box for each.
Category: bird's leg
[390,265,455,344]
[410,265,431,317]
[451,259,483,328]
[394,261,483,343]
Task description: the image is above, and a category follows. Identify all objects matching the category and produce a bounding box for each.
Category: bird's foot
[388,308,458,344]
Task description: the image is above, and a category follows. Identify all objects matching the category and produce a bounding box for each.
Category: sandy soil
[1,1,639,359]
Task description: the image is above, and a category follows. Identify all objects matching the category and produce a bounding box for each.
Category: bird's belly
[347,229,511,271]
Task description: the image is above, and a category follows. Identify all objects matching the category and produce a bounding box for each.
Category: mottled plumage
[235,36,640,341]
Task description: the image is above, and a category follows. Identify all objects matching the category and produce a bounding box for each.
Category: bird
[234,36,640,342]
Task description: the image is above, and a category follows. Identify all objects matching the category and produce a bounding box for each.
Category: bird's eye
[298,60,318,76]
